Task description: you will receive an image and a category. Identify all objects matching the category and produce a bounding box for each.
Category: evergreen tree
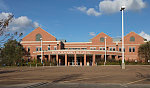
[138,41,150,63]
[1,40,27,66]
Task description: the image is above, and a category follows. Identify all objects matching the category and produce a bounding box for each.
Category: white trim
[65,45,113,47]
[99,47,105,50]
[90,47,96,50]
[33,50,122,53]
[44,41,61,42]
[21,41,60,43]
[64,47,87,48]
[121,44,141,45]
[64,42,92,44]
[22,44,57,45]
[47,46,51,51]
[21,41,142,46]
[125,55,137,56]
[65,44,141,47]
[99,47,105,48]
[54,46,57,50]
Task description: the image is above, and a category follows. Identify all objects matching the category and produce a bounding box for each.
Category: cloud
[76,6,102,16]
[0,0,8,10]
[89,32,96,36]
[99,0,146,14]
[139,31,150,41]
[0,12,39,32]
[76,0,146,16]
[76,6,87,12]
[87,8,102,16]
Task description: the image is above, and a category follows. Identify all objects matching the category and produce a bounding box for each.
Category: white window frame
[99,47,103,50]
[113,47,116,51]
[54,46,57,50]
[109,47,112,51]
[47,46,51,51]
[132,47,135,52]
[129,47,132,52]
[28,47,30,52]
[119,47,122,52]
[90,47,96,50]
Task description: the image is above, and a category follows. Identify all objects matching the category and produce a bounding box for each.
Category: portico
[35,50,121,66]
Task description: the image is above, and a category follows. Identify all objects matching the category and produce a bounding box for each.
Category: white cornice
[33,50,122,53]
[64,42,92,44]
[21,41,61,43]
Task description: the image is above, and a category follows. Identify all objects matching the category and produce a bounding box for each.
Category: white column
[40,38,43,63]
[104,37,107,66]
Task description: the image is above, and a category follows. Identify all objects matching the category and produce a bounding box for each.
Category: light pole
[40,38,43,64]
[120,6,125,69]
[104,37,107,66]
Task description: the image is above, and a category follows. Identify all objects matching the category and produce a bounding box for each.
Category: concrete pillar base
[121,63,125,69]
[104,62,106,66]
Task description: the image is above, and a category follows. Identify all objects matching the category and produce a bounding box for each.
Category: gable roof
[91,32,112,40]
[22,27,56,41]
[124,31,144,39]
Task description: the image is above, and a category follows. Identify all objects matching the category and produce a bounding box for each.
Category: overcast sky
[0,0,150,42]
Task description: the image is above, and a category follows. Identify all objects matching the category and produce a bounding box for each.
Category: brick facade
[21,27,145,66]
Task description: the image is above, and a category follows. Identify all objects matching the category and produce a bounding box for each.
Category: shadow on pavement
[52,74,81,83]
[0,70,16,74]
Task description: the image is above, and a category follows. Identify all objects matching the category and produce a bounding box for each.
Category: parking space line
[126,78,147,85]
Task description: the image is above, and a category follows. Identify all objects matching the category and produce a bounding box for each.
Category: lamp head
[40,38,42,40]
[120,6,125,11]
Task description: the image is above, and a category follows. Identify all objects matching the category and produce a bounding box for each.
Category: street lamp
[120,6,125,69]
[40,38,43,63]
[104,36,107,66]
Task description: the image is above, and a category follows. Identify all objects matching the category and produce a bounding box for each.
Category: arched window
[36,34,42,41]
[100,37,104,42]
[130,36,135,42]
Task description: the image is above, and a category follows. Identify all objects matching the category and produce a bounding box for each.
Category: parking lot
[0,65,150,88]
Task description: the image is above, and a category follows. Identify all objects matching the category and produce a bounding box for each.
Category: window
[130,36,135,42]
[36,48,39,51]
[100,37,104,42]
[48,46,50,50]
[133,47,135,52]
[119,48,125,52]
[100,48,102,50]
[81,48,87,50]
[28,47,30,52]
[110,48,112,51]
[129,47,131,52]
[90,47,96,50]
[113,48,115,51]
[36,34,42,41]
[54,46,57,50]
[119,48,121,52]
[103,48,105,50]
[40,47,41,51]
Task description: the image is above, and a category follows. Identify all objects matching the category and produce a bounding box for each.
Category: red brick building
[21,27,146,66]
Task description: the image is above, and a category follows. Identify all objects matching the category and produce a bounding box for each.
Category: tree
[0,14,23,47]
[1,40,27,66]
[0,14,13,36]
[138,41,150,63]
